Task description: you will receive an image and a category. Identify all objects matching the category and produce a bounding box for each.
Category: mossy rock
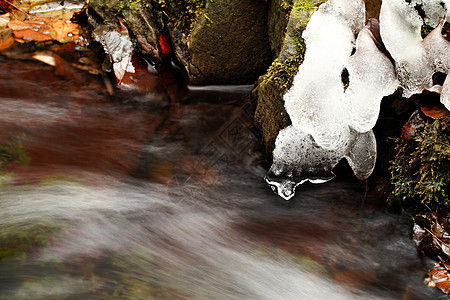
[254,0,320,153]
[187,0,272,85]
[88,0,165,60]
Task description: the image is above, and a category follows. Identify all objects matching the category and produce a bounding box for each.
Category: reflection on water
[0,58,442,299]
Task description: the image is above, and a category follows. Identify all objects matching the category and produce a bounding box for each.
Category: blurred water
[0,58,443,299]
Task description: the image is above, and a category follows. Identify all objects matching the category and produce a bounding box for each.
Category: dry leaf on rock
[8,18,79,43]
[426,262,450,294]
[0,35,14,51]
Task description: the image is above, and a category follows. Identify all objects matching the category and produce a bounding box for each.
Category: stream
[0,57,444,299]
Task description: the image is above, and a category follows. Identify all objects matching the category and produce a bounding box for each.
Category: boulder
[187,0,272,85]
[254,0,320,153]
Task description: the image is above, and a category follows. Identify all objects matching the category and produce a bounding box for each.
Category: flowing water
[0,57,443,299]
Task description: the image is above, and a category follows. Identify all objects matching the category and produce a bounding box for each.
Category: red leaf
[159,35,171,55]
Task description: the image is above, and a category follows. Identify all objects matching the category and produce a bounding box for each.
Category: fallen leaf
[418,89,450,119]
[0,34,14,51]
[8,17,79,43]
[426,262,450,294]
[13,27,52,41]
[51,20,78,43]
[0,0,14,12]
[93,24,134,82]
[421,102,450,119]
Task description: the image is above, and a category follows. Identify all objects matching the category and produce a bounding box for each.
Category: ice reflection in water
[0,58,442,299]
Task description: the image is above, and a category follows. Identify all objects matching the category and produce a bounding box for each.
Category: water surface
[0,58,442,299]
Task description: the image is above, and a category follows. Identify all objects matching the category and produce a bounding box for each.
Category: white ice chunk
[442,75,450,110]
[380,0,433,97]
[284,9,354,150]
[344,130,377,180]
[266,126,343,200]
[421,0,448,27]
[344,22,399,133]
[423,18,450,73]
[266,126,377,200]
[320,0,366,33]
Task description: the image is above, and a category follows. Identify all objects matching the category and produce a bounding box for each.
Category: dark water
[0,58,443,299]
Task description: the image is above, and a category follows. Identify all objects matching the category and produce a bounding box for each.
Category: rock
[88,0,165,61]
[187,0,272,85]
[88,0,272,85]
[254,0,320,153]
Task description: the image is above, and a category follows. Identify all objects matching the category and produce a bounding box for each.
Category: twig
[2,0,35,19]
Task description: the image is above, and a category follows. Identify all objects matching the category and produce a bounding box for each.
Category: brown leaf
[8,18,79,43]
[421,102,450,119]
[50,20,79,43]
[426,262,450,294]
[0,34,14,51]
[12,28,52,42]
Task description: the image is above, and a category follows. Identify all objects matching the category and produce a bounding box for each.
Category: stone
[187,0,272,85]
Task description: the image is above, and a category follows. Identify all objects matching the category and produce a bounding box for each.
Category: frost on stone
[93,25,135,82]
[344,20,399,133]
[266,126,376,200]
[380,0,433,97]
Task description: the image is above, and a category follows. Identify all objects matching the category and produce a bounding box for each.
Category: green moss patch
[390,118,450,207]
[255,50,304,153]
[0,135,30,169]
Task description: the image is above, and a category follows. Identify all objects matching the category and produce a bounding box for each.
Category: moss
[0,225,59,263]
[390,118,450,207]
[255,0,320,153]
[293,0,326,12]
[0,135,30,169]
[421,24,434,38]
[157,0,207,34]
[255,47,304,153]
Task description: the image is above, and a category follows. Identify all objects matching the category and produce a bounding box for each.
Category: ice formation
[266,126,376,200]
[344,19,399,133]
[379,0,433,97]
[266,0,450,200]
[380,0,450,98]
[443,76,450,109]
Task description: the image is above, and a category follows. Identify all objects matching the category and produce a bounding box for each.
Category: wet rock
[88,0,272,85]
[254,0,319,153]
[88,0,165,61]
[187,0,272,85]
